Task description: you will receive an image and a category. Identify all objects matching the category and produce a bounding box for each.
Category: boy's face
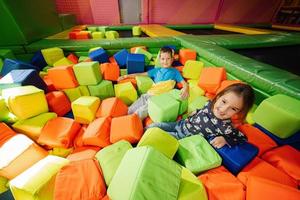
[159,52,173,68]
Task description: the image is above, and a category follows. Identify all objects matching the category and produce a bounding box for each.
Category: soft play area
[0,0,300,200]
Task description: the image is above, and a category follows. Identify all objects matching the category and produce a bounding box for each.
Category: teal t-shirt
[147,67,184,83]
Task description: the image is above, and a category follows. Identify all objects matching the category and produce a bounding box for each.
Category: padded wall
[90,0,120,25]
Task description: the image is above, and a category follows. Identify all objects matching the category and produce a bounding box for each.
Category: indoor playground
[1,0,300,199]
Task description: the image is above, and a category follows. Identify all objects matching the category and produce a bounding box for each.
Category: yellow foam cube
[41,47,64,66]
[53,57,74,67]
[183,60,204,80]
[63,87,82,102]
[71,96,100,124]
[114,82,137,105]
[2,86,48,120]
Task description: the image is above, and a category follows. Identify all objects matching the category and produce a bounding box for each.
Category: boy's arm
[118,72,148,81]
[180,80,189,99]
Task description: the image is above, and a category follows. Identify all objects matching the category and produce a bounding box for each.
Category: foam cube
[46,91,71,116]
[53,57,74,67]
[63,87,82,102]
[0,69,47,92]
[67,53,78,64]
[137,127,179,159]
[105,31,119,40]
[1,59,40,77]
[253,94,300,139]
[130,46,147,53]
[92,31,105,39]
[0,122,16,146]
[127,53,145,74]
[107,147,182,200]
[114,82,137,105]
[178,167,208,200]
[148,93,179,122]
[12,112,57,140]
[188,81,205,103]
[134,47,152,65]
[167,89,188,115]
[30,50,47,70]
[82,116,111,147]
[100,63,120,81]
[9,155,69,200]
[95,140,133,186]
[113,49,129,69]
[89,48,109,63]
[0,98,10,122]
[71,96,100,124]
[38,117,81,148]
[2,86,48,120]
[41,47,64,66]
[110,114,143,144]
[96,97,128,118]
[182,60,204,80]
[179,49,197,65]
[132,26,141,36]
[198,67,226,94]
[78,85,90,96]
[88,80,115,100]
[136,75,153,94]
[48,66,78,89]
[73,62,102,85]
[175,135,222,175]
[198,166,245,200]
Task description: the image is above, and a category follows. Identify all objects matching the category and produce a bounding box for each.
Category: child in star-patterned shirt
[147,83,255,148]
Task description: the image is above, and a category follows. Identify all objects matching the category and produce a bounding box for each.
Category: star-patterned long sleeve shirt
[179,102,247,146]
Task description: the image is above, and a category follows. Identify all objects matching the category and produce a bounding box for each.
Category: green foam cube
[73,62,102,85]
[167,89,188,115]
[178,167,208,200]
[114,82,137,105]
[182,60,204,80]
[136,76,153,94]
[0,97,10,121]
[88,80,115,100]
[120,69,127,76]
[246,104,257,125]
[188,96,208,114]
[95,140,133,186]
[53,57,73,67]
[63,87,82,102]
[132,26,141,36]
[253,94,300,138]
[41,47,64,66]
[92,31,105,39]
[71,96,100,124]
[137,127,179,159]
[78,85,90,96]
[148,93,179,122]
[188,80,205,103]
[175,135,222,175]
[108,146,182,200]
[105,31,119,40]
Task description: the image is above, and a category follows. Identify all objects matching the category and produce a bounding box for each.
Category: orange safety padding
[237,157,298,188]
[0,143,48,179]
[67,53,79,64]
[198,67,226,94]
[110,114,143,144]
[130,46,147,53]
[43,75,56,92]
[109,56,117,64]
[198,166,245,200]
[67,146,100,162]
[0,122,16,147]
[100,63,120,81]
[96,97,128,118]
[261,145,300,186]
[54,159,106,200]
[73,124,88,148]
[238,124,277,156]
[216,80,242,94]
[47,66,78,90]
[117,78,137,89]
[82,117,112,148]
[246,176,300,200]
[46,91,71,117]
[38,117,81,148]
[179,49,197,65]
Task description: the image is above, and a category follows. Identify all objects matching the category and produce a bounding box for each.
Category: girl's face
[213,92,243,120]
[159,52,173,68]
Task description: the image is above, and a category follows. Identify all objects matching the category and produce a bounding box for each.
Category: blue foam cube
[30,50,47,70]
[113,49,129,69]
[127,53,145,74]
[89,48,109,63]
[0,69,47,92]
[214,141,258,174]
[1,59,40,77]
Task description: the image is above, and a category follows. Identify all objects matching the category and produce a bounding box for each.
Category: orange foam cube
[96,97,128,118]
[46,91,71,117]
[198,67,226,94]
[100,63,120,81]
[179,49,197,65]
[48,66,78,89]
[0,122,16,147]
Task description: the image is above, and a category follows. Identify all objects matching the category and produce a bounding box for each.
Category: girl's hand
[210,136,228,149]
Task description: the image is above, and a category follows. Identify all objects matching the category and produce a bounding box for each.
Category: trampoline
[233,45,300,76]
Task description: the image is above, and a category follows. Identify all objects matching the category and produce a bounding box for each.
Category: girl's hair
[160,46,174,57]
[211,83,255,120]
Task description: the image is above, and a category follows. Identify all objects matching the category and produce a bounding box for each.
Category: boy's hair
[211,83,255,120]
[159,47,174,57]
